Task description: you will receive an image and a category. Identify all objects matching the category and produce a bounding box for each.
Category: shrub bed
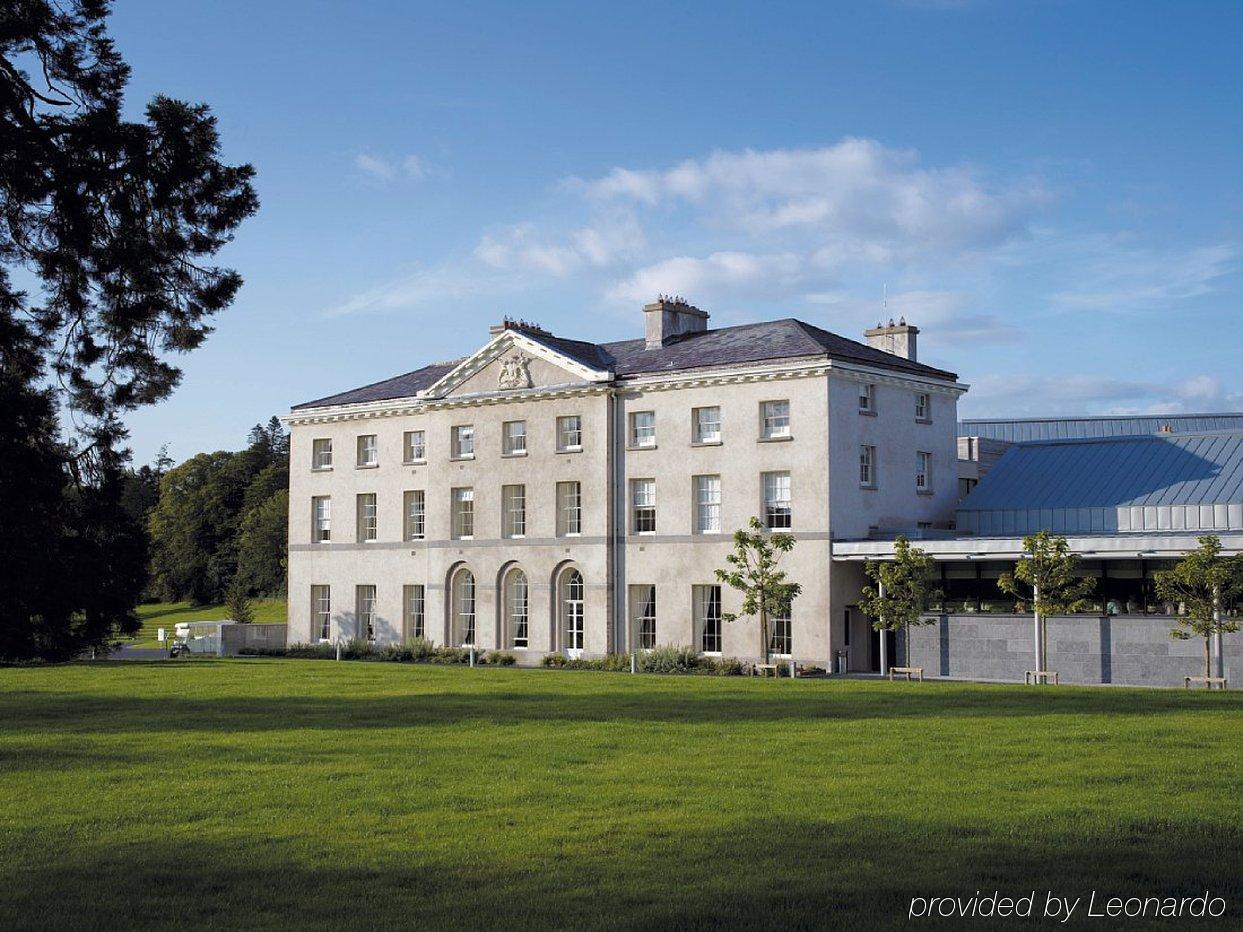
[240,637,516,667]
[540,645,744,676]
[242,639,746,675]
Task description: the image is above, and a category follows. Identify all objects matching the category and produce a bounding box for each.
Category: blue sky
[108,0,1242,464]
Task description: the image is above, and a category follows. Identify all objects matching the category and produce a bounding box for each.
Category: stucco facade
[284,303,965,665]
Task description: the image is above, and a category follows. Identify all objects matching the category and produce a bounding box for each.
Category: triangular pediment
[424,331,612,399]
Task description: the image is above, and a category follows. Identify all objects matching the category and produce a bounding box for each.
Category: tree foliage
[148,420,288,603]
[0,300,144,658]
[0,2,256,658]
[236,488,288,597]
[715,516,802,663]
[2,1,258,454]
[857,536,939,667]
[1153,535,1243,680]
[998,531,1096,618]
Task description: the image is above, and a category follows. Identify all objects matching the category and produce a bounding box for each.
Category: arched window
[560,568,585,655]
[451,567,476,646]
[503,568,529,649]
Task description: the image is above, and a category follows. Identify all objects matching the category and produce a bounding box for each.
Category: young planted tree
[715,517,802,664]
[857,536,939,671]
[1153,535,1243,684]
[225,580,254,626]
[998,531,1096,675]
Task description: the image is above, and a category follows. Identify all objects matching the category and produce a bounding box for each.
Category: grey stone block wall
[900,614,1238,687]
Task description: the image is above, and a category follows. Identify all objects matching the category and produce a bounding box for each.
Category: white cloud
[354,153,395,181]
[607,252,808,306]
[965,372,1243,419]
[475,224,580,277]
[1176,375,1222,403]
[1050,240,1235,312]
[806,289,1018,346]
[329,138,1235,352]
[335,140,1044,316]
[575,140,1043,259]
[353,153,429,182]
[967,373,1164,411]
[324,262,521,317]
[401,155,427,181]
[475,209,646,278]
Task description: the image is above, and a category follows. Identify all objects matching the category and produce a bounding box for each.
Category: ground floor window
[769,614,791,656]
[631,585,656,649]
[504,568,529,649]
[355,585,376,641]
[312,585,331,640]
[694,584,722,653]
[561,568,585,652]
[403,584,424,640]
[451,568,475,646]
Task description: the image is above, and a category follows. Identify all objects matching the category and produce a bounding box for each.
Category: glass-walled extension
[931,558,1241,617]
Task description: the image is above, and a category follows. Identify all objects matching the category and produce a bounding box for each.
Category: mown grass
[123,600,287,647]
[0,662,1238,929]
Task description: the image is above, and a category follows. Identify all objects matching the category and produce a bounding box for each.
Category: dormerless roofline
[281,354,964,425]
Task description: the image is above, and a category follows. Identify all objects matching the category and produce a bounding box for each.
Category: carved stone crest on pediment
[497,351,532,390]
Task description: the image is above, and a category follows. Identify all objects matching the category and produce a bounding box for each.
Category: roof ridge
[1016,428,1243,447]
[962,411,1243,424]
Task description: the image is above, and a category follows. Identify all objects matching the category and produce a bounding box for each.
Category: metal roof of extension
[957,413,1243,442]
[956,431,1243,535]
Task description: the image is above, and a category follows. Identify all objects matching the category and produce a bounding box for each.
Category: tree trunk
[760,604,768,665]
[1032,583,1042,673]
[905,620,912,667]
[1204,634,1211,685]
[1212,585,1224,680]
[878,579,888,675]
[1042,615,1049,672]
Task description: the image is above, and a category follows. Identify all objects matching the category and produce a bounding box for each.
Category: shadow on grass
[0,814,1237,929]
[1,663,1239,736]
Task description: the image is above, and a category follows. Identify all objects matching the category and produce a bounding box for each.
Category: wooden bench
[1025,670,1059,685]
[888,666,923,682]
[753,663,779,677]
[1184,676,1228,690]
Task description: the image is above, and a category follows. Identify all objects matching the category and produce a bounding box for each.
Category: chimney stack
[643,295,709,350]
[864,317,918,361]
[489,316,550,338]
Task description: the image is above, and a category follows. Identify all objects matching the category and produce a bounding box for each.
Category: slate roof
[958,413,1243,442]
[520,329,616,372]
[292,360,461,410]
[293,317,956,410]
[600,318,956,381]
[956,430,1243,535]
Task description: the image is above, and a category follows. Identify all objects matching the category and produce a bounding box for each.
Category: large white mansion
[283,298,963,667]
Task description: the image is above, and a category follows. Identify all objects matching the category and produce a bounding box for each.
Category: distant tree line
[145,418,289,605]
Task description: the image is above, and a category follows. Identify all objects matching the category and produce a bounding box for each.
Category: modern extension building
[838,419,1243,685]
[283,298,964,666]
[284,300,1240,685]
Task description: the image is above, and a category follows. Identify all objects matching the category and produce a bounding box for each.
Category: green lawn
[124,599,287,647]
[0,663,1238,929]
